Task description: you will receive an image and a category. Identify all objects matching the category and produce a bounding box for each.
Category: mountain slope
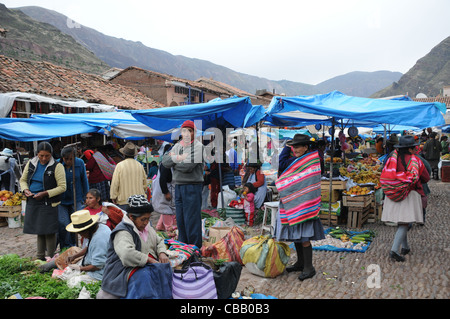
[371,36,450,98]
[0,3,109,75]
[16,5,402,97]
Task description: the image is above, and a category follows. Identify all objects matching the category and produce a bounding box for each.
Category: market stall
[264,90,447,228]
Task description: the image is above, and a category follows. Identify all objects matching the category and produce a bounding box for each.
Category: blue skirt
[274,208,325,243]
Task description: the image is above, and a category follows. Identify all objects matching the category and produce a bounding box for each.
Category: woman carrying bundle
[380,135,430,262]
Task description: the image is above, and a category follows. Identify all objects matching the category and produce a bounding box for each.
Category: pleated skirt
[381,190,423,224]
[274,208,325,243]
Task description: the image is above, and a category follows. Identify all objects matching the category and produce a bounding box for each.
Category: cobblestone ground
[1,180,448,299]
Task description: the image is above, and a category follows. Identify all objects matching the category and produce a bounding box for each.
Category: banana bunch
[2,192,24,206]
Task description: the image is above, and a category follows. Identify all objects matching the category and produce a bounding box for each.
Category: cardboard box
[208,227,231,244]
[321,189,341,202]
[320,201,341,216]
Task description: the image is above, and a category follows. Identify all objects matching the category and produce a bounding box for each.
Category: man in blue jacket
[57,146,89,250]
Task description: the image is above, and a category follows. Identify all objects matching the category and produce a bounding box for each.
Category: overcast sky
[2,0,449,84]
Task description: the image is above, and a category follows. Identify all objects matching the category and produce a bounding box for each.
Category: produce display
[312,227,376,252]
[338,158,381,188]
[441,154,450,160]
[343,185,371,196]
[0,191,23,206]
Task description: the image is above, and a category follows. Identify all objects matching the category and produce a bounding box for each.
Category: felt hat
[0,148,13,157]
[181,120,197,131]
[286,134,316,146]
[394,135,419,149]
[119,142,138,157]
[66,210,99,232]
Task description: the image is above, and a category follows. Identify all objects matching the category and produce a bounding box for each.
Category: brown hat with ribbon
[119,142,138,157]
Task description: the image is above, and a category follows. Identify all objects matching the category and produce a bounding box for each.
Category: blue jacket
[58,157,89,205]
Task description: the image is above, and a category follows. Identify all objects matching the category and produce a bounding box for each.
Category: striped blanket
[92,151,116,180]
[275,151,322,226]
[380,150,420,202]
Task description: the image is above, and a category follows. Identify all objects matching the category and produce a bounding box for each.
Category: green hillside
[0,3,109,75]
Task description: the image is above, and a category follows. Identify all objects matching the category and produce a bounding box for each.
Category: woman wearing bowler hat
[380,135,430,262]
[275,134,325,281]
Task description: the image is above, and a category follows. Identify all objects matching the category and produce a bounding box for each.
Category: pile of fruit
[441,154,450,161]
[325,157,343,163]
[0,191,24,206]
[343,185,371,196]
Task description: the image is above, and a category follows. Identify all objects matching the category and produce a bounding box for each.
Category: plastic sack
[239,235,290,278]
[217,185,237,209]
[213,261,242,299]
[201,226,245,264]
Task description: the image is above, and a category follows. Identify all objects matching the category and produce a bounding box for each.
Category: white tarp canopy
[0,92,116,117]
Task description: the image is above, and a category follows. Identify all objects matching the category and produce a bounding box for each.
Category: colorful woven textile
[380,150,420,202]
[275,151,322,226]
[92,152,116,180]
[165,239,200,259]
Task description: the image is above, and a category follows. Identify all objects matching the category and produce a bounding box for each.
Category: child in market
[242,183,256,226]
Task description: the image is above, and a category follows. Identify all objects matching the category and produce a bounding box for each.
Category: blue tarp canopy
[265,91,446,129]
[131,96,256,131]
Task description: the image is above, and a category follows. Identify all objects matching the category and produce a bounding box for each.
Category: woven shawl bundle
[275,151,322,226]
[380,150,420,202]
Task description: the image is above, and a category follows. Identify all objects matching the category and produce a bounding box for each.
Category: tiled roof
[112,66,241,97]
[0,55,163,110]
[413,96,450,107]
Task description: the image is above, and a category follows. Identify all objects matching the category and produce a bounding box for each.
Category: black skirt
[23,197,59,235]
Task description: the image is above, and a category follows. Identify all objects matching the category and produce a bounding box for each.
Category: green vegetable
[0,254,100,299]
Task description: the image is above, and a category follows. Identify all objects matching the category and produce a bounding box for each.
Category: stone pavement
[1,180,449,299]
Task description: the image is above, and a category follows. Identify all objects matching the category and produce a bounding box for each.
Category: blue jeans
[58,202,84,250]
[175,184,203,248]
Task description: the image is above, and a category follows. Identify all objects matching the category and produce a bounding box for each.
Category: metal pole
[328,119,335,227]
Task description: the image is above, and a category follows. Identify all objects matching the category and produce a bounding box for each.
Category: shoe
[298,268,316,281]
[286,262,303,273]
[389,251,405,262]
[401,248,410,255]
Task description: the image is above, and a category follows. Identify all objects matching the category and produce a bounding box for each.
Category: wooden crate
[342,194,372,209]
[319,213,338,226]
[321,180,347,190]
[347,206,370,229]
[0,205,21,218]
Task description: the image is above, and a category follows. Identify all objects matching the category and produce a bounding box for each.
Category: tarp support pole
[328,118,336,226]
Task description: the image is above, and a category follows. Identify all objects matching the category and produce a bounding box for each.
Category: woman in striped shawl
[380,135,429,262]
[275,134,325,281]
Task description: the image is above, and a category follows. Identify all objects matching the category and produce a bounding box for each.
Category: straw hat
[119,142,138,157]
[66,210,99,232]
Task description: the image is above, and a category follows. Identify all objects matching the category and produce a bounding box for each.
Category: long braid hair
[397,147,412,171]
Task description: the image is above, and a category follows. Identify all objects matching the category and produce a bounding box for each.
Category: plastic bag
[213,262,242,299]
[239,235,290,278]
[217,185,237,209]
